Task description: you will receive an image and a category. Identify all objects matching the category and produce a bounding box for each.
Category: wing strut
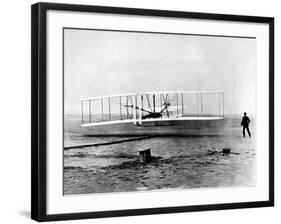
[181,93,184,115]
[176,93,179,118]
[108,97,111,120]
[119,96,122,119]
[101,98,104,121]
[153,94,156,113]
[201,92,203,115]
[196,93,199,116]
[81,101,84,124]
[89,100,91,123]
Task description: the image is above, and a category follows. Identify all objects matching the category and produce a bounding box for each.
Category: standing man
[241,112,251,138]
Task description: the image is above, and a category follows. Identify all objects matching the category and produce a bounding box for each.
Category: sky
[64,28,256,116]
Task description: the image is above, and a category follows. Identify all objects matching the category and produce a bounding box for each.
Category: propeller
[161,94,170,117]
[160,102,170,114]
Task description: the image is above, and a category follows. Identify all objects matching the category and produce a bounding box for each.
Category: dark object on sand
[222,148,231,156]
[138,148,152,163]
[207,148,238,156]
[207,149,219,155]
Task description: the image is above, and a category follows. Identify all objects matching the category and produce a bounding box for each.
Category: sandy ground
[64,133,256,194]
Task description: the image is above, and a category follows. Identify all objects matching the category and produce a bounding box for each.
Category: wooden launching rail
[64,136,153,150]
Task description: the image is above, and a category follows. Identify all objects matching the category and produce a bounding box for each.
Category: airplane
[80,91,224,130]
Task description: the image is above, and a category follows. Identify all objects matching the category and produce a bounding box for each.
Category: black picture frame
[31,2,274,222]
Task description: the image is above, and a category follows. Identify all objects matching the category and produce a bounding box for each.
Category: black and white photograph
[29,2,274,222]
[63,28,257,195]
[0,0,278,223]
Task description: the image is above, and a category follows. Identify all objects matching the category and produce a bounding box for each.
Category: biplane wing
[80,91,224,127]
